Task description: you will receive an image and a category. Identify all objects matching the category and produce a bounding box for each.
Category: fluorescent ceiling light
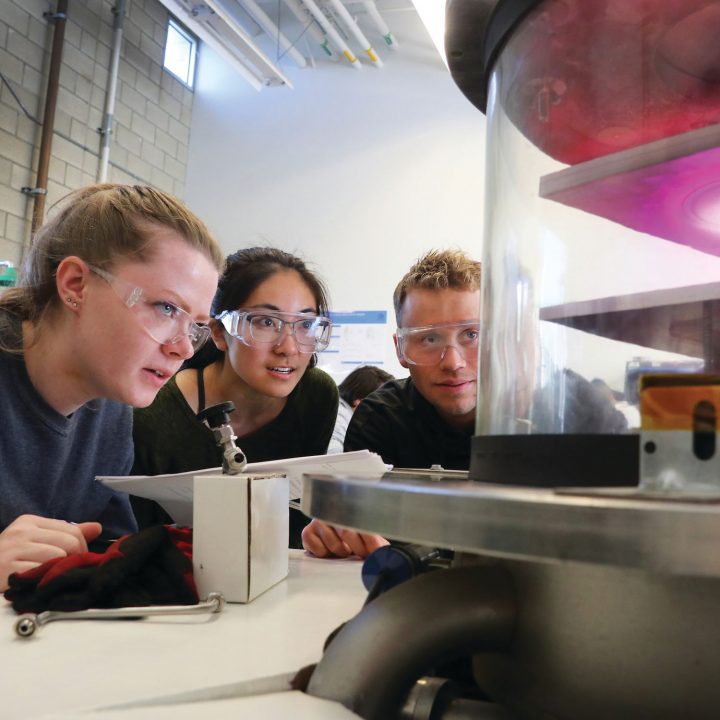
[156,0,292,90]
[411,0,448,68]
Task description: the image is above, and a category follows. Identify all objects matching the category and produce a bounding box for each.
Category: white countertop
[3,550,366,719]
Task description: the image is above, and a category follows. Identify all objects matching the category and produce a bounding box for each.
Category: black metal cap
[445,0,543,113]
[197,401,236,429]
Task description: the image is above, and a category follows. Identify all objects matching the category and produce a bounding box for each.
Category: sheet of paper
[244,450,389,500]
[98,450,389,527]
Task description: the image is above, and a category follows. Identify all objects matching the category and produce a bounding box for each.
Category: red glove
[4,525,197,614]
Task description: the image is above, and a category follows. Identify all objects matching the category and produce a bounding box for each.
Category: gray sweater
[0,328,137,538]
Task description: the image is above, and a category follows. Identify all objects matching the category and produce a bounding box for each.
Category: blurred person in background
[327,365,394,454]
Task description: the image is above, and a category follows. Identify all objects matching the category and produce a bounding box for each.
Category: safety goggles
[216,309,332,353]
[88,264,211,352]
[396,320,480,366]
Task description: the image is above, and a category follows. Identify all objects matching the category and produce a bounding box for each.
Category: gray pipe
[97,0,126,182]
[306,564,516,720]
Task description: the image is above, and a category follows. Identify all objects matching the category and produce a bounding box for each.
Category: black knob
[197,401,236,429]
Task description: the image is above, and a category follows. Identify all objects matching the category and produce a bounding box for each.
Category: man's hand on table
[302,519,389,559]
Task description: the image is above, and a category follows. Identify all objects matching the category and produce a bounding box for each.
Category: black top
[344,378,473,470]
[445,0,543,113]
[131,367,339,547]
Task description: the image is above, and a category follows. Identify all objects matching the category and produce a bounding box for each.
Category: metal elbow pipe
[306,563,516,720]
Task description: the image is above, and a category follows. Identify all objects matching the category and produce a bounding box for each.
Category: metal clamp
[14,591,225,638]
[20,187,48,197]
[197,402,247,475]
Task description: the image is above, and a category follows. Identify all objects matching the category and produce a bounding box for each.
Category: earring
[66,296,79,309]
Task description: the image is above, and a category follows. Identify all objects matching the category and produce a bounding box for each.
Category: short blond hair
[393,248,481,325]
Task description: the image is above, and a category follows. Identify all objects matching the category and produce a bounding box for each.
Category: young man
[344,248,481,469]
[301,249,481,558]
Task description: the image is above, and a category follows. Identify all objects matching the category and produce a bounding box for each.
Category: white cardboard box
[193,473,289,603]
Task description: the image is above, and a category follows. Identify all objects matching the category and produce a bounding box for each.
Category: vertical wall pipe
[97,0,126,183]
[31,0,68,236]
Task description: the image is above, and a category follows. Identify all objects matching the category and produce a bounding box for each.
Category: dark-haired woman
[131,247,339,548]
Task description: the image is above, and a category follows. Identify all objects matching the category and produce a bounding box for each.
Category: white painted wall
[184,8,486,380]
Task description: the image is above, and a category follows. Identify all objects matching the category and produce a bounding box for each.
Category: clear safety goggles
[396,321,480,366]
[216,309,332,353]
[88,264,211,352]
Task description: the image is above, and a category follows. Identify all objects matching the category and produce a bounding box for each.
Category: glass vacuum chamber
[447,0,720,487]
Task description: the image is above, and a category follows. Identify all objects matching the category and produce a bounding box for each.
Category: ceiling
[157,0,419,90]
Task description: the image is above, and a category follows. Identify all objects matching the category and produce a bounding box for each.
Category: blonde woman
[0,184,223,590]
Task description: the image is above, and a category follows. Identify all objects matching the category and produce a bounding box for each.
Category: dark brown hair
[186,246,330,369]
[339,365,394,405]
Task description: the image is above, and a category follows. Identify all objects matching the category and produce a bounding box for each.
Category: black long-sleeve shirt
[344,378,473,470]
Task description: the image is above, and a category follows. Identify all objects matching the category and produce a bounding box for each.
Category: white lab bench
[3,550,366,720]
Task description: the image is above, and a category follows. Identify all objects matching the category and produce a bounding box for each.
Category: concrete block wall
[0,0,195,266]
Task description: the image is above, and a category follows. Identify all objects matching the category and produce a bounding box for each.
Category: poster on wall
[319,310,389,380]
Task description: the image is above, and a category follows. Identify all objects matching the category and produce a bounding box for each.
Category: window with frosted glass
[163,18,197,88]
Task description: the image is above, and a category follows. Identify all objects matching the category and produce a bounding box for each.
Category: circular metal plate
[302,471,720,578]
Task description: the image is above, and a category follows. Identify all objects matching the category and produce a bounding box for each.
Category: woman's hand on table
[302,519,389,559]
[0,515,102,591]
